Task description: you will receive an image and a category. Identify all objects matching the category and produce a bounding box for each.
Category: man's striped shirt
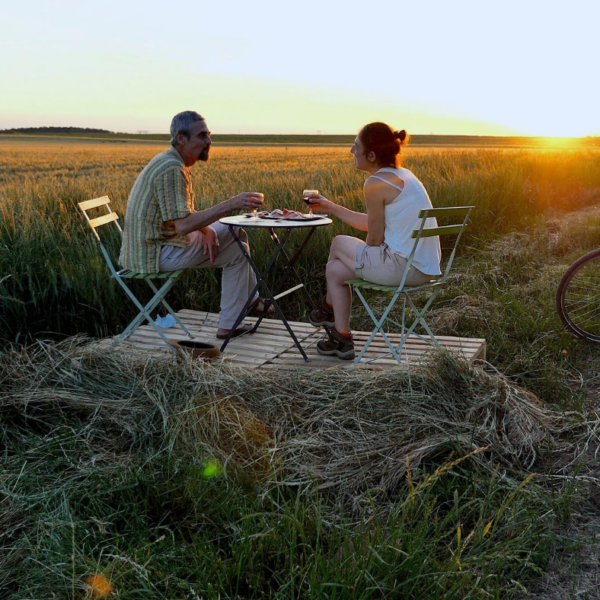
[119,146,194,274]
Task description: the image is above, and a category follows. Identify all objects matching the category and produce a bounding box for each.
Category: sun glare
[538,137,580,149]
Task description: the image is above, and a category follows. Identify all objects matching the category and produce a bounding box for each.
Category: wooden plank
[128,331,291,359]
[142,326,314,349]
[304,330,482,354]
[78,196,111,211]
[177,310,320,334]
[114,308,486,371]
[89,212,119,229]
[122,338,268,367]
[348,331,484,347]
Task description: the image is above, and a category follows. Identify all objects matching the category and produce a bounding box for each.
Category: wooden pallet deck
[120,309,486,370]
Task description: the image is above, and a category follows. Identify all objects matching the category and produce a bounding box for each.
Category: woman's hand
[305,193,336,214]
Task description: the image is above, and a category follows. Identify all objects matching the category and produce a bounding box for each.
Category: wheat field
[1,137,599,343]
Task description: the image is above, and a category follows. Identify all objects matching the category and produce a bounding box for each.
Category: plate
[258,214,327,221]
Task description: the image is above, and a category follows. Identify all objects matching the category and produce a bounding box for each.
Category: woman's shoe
[309,299,335,328]
[316,328,355,360]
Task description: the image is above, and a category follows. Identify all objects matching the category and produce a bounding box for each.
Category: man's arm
[173,193,264,235]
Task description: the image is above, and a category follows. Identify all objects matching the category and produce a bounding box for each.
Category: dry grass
[1,337,591,509]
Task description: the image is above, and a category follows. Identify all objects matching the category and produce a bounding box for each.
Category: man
[119,110,267,339]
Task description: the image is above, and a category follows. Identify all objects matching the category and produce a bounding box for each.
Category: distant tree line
[0,126,113,134]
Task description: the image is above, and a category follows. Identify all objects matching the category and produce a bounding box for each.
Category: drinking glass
[302,189,319,217]
[250,193,264,220]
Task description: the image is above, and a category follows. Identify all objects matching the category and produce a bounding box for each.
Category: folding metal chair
[346,205,474,365]
[78,196,193,349]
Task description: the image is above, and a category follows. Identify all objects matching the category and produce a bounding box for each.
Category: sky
[1,0,598,136]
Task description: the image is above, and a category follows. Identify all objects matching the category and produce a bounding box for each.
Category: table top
[220,214,333,228]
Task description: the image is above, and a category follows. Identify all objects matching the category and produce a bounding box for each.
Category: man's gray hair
[170,111,205,147]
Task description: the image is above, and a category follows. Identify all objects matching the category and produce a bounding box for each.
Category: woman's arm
[363,179,385,246]
[304,195,369,231]
[306,179,387,244]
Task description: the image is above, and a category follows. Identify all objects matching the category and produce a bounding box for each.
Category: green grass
[0,343,584,598]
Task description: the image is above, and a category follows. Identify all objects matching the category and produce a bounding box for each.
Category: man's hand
[227,192,265,212]
[201,226,220,265]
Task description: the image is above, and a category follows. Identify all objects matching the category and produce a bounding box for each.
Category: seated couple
[119,112,441,353]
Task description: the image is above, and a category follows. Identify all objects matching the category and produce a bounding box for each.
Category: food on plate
[244,208,319,220]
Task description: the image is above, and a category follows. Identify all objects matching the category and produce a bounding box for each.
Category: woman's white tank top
[370,167,441,276]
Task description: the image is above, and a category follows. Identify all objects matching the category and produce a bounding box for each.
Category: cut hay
[1,336,588,512]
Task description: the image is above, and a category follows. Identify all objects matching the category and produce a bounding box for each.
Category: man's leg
[209,222,258,330]
[159,227,257,334]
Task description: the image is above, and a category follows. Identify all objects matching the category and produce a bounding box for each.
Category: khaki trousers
[159,223,258,329]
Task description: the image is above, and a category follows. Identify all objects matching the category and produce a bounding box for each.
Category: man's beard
[199,147,210,162]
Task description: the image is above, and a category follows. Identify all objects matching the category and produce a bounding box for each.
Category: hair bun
[395,129,409,145]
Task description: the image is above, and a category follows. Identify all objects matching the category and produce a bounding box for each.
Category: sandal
[248,297,275,316]
[216,324,255,340]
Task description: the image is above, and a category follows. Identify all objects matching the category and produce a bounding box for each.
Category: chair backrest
[78,196,123,276]
[78,196,122,239]
[401,205,475,289]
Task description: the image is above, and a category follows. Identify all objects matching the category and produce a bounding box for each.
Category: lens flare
[202,459,221,478]
[86,573,113,598]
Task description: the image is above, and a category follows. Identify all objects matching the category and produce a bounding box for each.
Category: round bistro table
[218,214,333,362]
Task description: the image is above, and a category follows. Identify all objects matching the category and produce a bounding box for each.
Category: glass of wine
[302,189,319,217]
[250,193,264,221]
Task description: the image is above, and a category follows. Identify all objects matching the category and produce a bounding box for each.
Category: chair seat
[118,269,183,280]
[345,278,438,293]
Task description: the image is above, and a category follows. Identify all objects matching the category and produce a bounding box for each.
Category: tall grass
[1,140,599,346]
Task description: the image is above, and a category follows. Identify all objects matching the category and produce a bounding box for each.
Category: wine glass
[250,193,264,221]
[302,189,319,217]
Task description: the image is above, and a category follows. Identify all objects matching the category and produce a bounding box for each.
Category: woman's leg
[325,235,363,333]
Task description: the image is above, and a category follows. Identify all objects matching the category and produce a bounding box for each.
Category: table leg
[267,227,319,311]
[219,225,310,362]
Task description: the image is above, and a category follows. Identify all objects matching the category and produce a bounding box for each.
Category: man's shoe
[316,328,355,360]
[309,299,335,328]
[216,323,254,340]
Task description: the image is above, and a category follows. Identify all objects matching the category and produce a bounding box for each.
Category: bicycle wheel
[556,248,600,343]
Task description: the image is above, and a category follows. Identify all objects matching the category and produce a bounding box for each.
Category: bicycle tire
[556,248,600,343]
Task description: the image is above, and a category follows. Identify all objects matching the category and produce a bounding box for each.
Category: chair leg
[145,278,194,338]
[396,290,442,355]
[113,277,179,351]
[353,289,403,364]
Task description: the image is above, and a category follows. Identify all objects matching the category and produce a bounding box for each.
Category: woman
[307,122,442,360]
